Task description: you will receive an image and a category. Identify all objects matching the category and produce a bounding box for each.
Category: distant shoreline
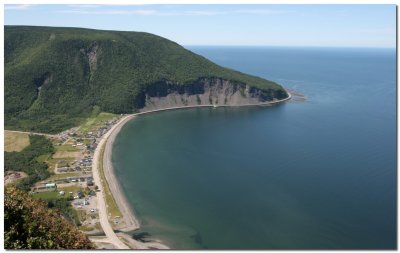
[100,91,291,248]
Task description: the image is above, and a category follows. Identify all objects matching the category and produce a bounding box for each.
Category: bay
[112,46,396,249]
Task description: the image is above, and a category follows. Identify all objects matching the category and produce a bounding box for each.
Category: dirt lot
[5,171,28,185]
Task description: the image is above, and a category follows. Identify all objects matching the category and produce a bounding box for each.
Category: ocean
[112,46,396,249]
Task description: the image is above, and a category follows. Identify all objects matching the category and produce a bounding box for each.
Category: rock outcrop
[139,77,288,112]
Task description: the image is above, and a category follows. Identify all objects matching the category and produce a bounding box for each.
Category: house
[77,191,84,199]
[45,183,57,189]
[87,179,94,186]
[75,199,89,206]
[57,167,69,173]
[68,177,78,182]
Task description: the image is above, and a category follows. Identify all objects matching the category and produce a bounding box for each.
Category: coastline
[103,114,140,231]
[91,117,131,249]
[96,91,291,249]
[139,91,292,113]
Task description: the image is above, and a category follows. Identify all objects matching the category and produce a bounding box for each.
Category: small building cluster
[79,156,93,168]
[28,115,124,232]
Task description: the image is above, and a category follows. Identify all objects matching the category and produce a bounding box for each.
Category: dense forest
[5,26,288,133]
[4,186,94,249]
[4,135,54,191]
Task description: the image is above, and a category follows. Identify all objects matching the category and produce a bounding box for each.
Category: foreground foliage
[4,186,94,249]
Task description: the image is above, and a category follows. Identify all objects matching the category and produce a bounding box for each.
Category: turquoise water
[112,47,396,249]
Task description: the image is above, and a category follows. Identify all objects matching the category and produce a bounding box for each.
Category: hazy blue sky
[5,4,396,48]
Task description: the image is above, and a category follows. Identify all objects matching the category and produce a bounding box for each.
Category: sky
[4,4,396,48]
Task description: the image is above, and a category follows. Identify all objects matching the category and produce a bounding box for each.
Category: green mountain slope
[5,26,288,133]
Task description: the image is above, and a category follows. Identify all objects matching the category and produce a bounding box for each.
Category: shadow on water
[132,231,152,243]
[190,232,208,249]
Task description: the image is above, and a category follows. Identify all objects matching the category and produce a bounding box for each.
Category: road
[4,130,56,138]
[91,117,131,250]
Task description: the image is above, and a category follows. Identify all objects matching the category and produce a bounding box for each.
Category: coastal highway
[92,115,162,249]
[91,116,132,250]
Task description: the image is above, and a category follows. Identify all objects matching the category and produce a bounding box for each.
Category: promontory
[5,26,289,133]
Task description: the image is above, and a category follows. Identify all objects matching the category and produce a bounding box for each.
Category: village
[26,113,123,234]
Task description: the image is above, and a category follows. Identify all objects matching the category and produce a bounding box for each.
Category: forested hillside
[5,26,288,133]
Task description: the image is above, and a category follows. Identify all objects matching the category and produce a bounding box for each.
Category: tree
[4,186,94,249]
[5,135,54,191]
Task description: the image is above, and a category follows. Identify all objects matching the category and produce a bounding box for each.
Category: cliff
[5,26,288,133]
[140,78,288,111]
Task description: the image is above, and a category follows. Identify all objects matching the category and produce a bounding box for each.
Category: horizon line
[184,45,396,49]
[4,25,395,50]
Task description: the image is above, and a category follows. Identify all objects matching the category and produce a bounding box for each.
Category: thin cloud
[58,9,157,16]
[184,11,226,16]
[67,5,101,9]
[233,9,294,15]
[5,4,32,10]
[57,7,294,16]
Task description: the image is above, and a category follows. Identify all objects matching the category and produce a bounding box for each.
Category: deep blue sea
[112,47,396,249]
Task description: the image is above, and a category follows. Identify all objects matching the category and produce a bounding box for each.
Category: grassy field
[53,150,81,159]
[56,144,80,152]
[79,225,95,232]
[79,112,117,134]
[4,131,30,152]
[32,191,60,201]
[58,184,83,193]
[36,153,52,163]
[47,172,81,181]
[83,139,92,145]
[83,222,103,233]
[98,145,122,220]
[44,142,81,172]
[47,157,76,168]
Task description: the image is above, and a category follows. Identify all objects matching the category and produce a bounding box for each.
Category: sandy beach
[103,114,140,231]
[95,92,291,249]
[91,117,131,249]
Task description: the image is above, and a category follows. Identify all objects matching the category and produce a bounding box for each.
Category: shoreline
[103,114,140,231]
[97,92,291,249]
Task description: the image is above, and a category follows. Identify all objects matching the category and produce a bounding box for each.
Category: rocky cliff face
[139,77,288,112]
